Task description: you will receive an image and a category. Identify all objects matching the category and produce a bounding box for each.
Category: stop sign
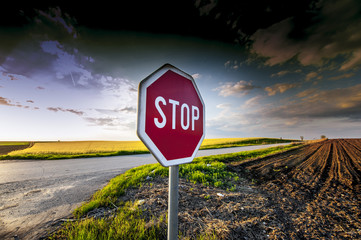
[137,64,205,167]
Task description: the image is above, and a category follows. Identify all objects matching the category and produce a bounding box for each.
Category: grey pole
[168,165,179,240]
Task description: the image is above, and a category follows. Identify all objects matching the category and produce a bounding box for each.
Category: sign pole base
[168,165,179,240]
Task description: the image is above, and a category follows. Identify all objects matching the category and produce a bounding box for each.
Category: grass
[51,143,300,239]
[1,138,296,160]
[199,137,294,149]
[50,201,167,240]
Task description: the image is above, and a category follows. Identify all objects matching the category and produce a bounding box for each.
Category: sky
[1,0,361,141]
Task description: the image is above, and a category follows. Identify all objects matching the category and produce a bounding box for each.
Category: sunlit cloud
[329,72,355,80]
[340,49,361,71]
[271,70,289,78]
[0,96,32,109]
[215,80,259,97]
[265,83,298,96]
[0,96,12,106]
[305,72,318,82]
[244,96,262,107]
[296,89,317,98]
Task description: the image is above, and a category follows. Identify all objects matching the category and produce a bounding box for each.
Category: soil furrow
[234,139,361,239]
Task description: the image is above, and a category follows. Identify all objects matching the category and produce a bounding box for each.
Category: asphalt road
[0,143,288,240]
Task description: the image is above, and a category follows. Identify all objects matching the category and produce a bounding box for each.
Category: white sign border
[137,63,205,167]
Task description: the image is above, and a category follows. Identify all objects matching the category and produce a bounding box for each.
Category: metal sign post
[168,165,179,240]
[137,64,205,240]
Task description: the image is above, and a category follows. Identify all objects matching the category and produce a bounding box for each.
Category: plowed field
[235,139,361,239]
[0,143,31,155]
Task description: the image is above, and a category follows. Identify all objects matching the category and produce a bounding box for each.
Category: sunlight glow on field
[8,138,259,155]
[201,138,258,146]
[8,141,148,155]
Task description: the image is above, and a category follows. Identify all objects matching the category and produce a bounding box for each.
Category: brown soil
[233,139,361,239]
[67,139,361,239]
[0,143,32,155]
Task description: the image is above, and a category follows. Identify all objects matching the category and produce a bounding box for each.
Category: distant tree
[300,136,304,141]
[321,135,326,139]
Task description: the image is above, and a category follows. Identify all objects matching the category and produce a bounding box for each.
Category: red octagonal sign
[137,64,205,167]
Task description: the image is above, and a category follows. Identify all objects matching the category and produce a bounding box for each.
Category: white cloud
[207,103,252,132]
[216,103,231,109]
[192,73,201,79]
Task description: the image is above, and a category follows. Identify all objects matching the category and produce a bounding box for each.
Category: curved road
[0,143,288,240]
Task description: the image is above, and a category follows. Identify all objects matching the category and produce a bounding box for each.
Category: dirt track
[234,139,361,239]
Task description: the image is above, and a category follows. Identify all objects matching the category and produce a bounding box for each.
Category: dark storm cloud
[0,6,136,96]
[1,41,57,79]
[250,0,361,70]
[262,84,361,120]
[194,0,316,43]
[0,4,78,65]
[35,6,78,39]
